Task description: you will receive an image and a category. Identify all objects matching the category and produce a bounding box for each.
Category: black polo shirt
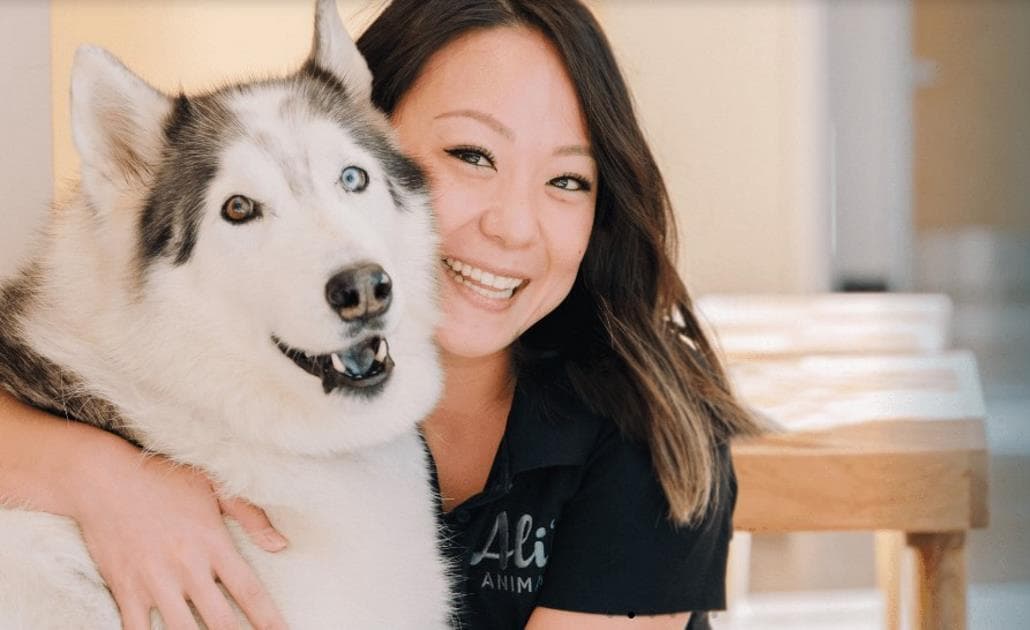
[421,376,736,629]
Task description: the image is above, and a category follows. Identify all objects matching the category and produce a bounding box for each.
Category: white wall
[828,0,914,291]
[0,1,52,279]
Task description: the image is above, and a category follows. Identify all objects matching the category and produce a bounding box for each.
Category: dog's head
[70,0,441,454]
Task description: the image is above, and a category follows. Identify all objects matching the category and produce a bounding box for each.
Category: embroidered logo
[470,511,556,594]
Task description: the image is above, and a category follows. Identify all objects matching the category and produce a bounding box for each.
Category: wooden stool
[728,352,988,630]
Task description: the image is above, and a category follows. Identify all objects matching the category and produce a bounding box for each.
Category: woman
[0,0,763,628]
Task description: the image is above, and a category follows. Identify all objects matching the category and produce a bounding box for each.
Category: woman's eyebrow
[434,109,514,140]
[553,145,591,158]
[434,109,592,158]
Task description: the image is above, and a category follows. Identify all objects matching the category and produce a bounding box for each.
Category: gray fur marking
[138,93,240,272]
[296,64,428,200]
[0,270,139,443]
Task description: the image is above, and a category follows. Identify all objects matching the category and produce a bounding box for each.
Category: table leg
[875,531,903,630]
[904,531,967,630]
[725,531,752,615]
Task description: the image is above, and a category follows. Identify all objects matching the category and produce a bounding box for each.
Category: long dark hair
[358,0,766,526]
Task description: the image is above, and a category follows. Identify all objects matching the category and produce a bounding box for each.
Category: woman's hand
[0,390,289,629]
[68,438,290,630]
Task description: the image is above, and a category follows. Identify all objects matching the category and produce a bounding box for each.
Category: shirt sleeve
[535,424,736,616]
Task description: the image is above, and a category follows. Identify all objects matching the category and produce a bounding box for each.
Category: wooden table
[727,352,989,630]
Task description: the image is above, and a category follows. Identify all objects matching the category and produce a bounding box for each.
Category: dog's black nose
[326,263,392,322]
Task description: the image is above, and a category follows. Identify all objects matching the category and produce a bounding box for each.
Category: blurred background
[1,0,1027,628]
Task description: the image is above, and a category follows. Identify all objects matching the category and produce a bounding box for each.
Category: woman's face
[391,26,596,361]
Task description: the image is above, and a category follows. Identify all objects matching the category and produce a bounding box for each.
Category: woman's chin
[434,320,517,362]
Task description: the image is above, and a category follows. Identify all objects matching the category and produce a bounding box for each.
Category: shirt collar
[500,375,606,479]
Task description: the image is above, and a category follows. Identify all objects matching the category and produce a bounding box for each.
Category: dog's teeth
[330,352,346,373]
[375,338,389,362]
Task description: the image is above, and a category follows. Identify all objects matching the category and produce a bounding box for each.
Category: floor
[715,229,1030,629]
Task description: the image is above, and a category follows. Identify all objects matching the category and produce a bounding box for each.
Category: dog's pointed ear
[307,0,373,102]
[70,45,172,198]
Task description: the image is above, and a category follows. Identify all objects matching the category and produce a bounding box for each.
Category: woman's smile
[441,256,528,309]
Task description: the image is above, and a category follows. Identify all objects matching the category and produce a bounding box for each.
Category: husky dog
[0,1,454,627]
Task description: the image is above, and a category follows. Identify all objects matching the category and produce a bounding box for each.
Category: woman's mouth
[442,257,527,301]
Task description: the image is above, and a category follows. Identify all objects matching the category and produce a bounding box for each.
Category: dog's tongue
[321,336,392,393]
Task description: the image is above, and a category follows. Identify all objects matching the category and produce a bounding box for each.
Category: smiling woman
[358,1,765,628]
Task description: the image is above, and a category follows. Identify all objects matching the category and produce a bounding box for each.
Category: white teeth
[449,271,514,300]
[330,352,346,373]
[375,338,388,362]
[442,257,525,291]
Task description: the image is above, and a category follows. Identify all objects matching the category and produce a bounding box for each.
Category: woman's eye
[339,166,369,192]
[445,147,495,169]
[221,194,261,224]
[549,175,592,193]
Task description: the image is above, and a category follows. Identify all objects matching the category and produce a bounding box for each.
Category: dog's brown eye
[221,195,260,224]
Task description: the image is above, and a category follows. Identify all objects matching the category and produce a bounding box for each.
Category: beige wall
[913,0,1030,232]
[595,1,831,294]
[48,0,831,294]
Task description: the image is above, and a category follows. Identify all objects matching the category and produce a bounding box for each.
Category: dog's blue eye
[339,166,369,192]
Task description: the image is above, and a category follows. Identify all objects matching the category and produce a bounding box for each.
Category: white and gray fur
[0,1,455,627]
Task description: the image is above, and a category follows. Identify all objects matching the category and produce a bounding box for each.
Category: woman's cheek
[553,207,594,269]
[433,178,490,232]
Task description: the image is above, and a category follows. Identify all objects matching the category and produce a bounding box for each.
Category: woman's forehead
[404,26,590,147]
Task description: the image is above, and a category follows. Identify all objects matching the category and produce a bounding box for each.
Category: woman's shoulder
[527,385,736,616]
[517,372,734,491]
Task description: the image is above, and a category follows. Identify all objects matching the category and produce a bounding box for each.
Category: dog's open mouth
[273,335,394,394]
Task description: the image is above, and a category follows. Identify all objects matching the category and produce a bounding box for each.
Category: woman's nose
[479,178,539,249]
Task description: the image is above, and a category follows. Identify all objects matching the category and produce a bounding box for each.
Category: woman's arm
[0,389,288,630]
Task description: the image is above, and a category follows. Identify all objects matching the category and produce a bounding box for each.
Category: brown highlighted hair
[358,0,766,526]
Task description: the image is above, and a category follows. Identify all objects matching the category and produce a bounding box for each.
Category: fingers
[214,549,288,630]
[219,496,288,553]
[109,556,253,630]
[151,584,201,630]
[186,570,241,630]
[109,587,151,630]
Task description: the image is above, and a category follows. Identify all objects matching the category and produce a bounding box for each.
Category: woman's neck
[423,348,515,440]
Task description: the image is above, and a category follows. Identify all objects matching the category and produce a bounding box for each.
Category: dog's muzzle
[273,335,394,395]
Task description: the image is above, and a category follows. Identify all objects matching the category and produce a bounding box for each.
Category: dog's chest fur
[239,432,449,627]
